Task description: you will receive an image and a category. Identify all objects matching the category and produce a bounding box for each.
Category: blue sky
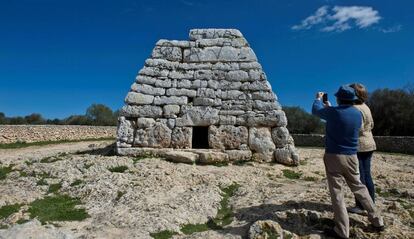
[1,0,413,118]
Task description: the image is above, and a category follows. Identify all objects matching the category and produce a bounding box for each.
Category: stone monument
[116,29,299,165]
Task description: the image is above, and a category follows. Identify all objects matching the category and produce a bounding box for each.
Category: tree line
[284,86,414,136]
[0,104,118,126]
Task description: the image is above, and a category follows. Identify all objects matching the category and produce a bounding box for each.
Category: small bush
[70,179,84,187]
[0,165,14,180]
[0,204,21,219]
[150,230,178,239]
[48,183,62,193]
[108,166,128,173]
[282,169,302,179]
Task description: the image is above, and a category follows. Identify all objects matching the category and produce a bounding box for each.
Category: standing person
[348,83,377,214]
[312,85,384,239]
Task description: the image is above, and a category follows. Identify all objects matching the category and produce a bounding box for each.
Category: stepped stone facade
[116,29,299,165]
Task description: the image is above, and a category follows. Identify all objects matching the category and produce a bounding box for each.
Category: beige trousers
[323,153,383,238]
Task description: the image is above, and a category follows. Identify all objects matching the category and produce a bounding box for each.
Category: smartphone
[323,93,328,103]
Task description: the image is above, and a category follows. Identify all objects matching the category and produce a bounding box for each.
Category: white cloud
[292,5,382,32]
[380,25,402,33]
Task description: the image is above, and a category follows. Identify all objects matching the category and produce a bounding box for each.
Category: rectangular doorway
[192,126,209,149]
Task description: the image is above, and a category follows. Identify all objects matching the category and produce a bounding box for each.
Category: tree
[24,113,45,124]
[0,112,6,124]
[367,87,414,136]
[85,104,117,126]
[283,106,325,134]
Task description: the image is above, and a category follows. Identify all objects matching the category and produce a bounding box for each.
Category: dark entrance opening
[192,126,209,149]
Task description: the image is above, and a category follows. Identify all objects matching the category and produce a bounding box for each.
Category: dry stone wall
[117,29,299,165]
[0,125,116,144]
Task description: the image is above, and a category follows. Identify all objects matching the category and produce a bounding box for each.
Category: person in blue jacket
[312,85,384,239]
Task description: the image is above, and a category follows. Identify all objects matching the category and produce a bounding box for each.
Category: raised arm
[312,92,330,120]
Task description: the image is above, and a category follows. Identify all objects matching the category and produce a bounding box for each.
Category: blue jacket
[312,99,362,155]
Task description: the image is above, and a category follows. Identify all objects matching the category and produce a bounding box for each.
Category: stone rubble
[117,29,298,165]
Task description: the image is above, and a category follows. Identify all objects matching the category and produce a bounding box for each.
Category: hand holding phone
[323,93,328,103]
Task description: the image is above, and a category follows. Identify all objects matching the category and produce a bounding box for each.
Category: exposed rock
[0,219,75,239]
[171,127,192,149]
[271,127,291,148]
[117,117,135,144]
[248,220,284,239]
[208,125,248,150]
[164,151,198,164]
[248,127,275,162]
[197,151,229,164]
[134,122,172,148]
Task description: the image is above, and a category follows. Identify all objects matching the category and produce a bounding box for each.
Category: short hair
[350,83,368,104]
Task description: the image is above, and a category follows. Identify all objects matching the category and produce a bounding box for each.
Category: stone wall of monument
[292,134,414,155]
[0,125,116,144]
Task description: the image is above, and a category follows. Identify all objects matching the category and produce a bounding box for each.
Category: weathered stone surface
[154,96,188,105]
[193,97,221,106]
[241,80,272,91]
[133,122,171,148]
[196,88,216,98]
[246,110,287,127]
[168,70,194,79]
[253,100,281,111]
[219,115,236,125]
[136,118,155,128]
[274,145,300,166]
[271,127,291,147]
[151,45,182,62]
[197,151,229,164]
[226,150,252,162]
[249,127,275,162]
[195,38,248,48]
[145,58,178,70]
[0,219,76,239]
[189,29,243,40]
[251,91,276,101]
[171,127,192,149]
[208,125,248,150]
[156,39,192,48]
[183,46,257,63]
[248,220,285,239]
[166,88,197,97]
[139,67,169,78]
[226,70,249,82]
[194,70,213,81]
[239,62,262,70]
[117,117,135,144]
[135,75,157,86]
[125,92,154,105]
[177,79,192,88]
[212,62,239,71]
[154,79,172,88]
[176,106,219,126]
[163,105,180,118]
[131,83,165,96]
[120,105,163,118]
[164,151,198,164]
[220,90,247,100]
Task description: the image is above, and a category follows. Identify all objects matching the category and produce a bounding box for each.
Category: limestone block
[193,97,221,106]
[219,81,242,90]
[177,79,192,88]
[164,151,198,164]
[241,80,272,91]
[248,127,275,162]
[253,100,281,111]
[246,110,287,127]
[197,88,216,98]
[219,115,236,125]
[271,127,290,148]
[221,100,253,111]
[248,220,285,239]
[219,110,246,116]
[163,105,180,118]
[133,122,172,148]
[226,70,249,82]
[145,58,178,70]
[220,90,247,100]
[166,88,197,97]
[120,105,163,118]
[151,45,182,62]
[176,106,219,126]
[169,70,194,79]
[183,46,257,63]
[274,145,300,166]
[207,80,219,89]
[131,83,165,96]
[226,150,252,162]
[208,125,248,150]
[197,151,229,164]
[177,62,212,71]
[189,29,243,40]
[139,67,169,77]
[212,62,240,71]
[154,79,172,88]
[239,62,262,70]
[125,92,154,105]
[117,116,135,144]
[135,75,157,86]
[212,70,226,80]
[116,141,132,148]
[154,96,188,105]
[251,91,276,101]
[155,39,192,48]
[194,70,213,81]
[137,118,156,128]
[171,127,192,148]
[195,38,248,48]
[248,70,261,81]
[167,119,175,129]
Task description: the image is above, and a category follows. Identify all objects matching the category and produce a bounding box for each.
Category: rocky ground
[0,141,413,239]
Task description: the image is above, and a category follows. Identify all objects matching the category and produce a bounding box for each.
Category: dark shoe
[371,224,385,232]
[347,206,364,215]
[324,228,348,239]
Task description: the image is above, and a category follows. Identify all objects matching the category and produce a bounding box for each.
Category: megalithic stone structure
[116,29,299,165]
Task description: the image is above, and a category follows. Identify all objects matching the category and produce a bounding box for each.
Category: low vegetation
[108,165,129,173]
[282,169,302,179]
[0,204,21,220]
[0,137,115,149]
[0,165,14,180]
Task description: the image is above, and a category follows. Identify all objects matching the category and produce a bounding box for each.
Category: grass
[40,155,65,163]
[28,194,89,224]
[0,204,21,219]
[108,165,128,173]
[115,191,126,201]
[282,169,302,180]
[303,176,318,182]
[150,230,178,239]
[70,179,84,187]
[48,182,62,193]
[299,160,308,166]
[132,156,149,164]
[0,165,14,180]
[16,218,30,224]
[0,137,115,149]
[84,163,94,169]
[181,223,210,234]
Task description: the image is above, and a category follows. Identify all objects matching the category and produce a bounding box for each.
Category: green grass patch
[150,230,178,239]
[115,191,126,201]
[37,178,48,186]
[181,223,210,234]
[0,165,14,180]
[16,218,30,224]
[19,171,28,177]
[0,137,115,149]
[211,183,240,228]
[0,204,21,219]
[48,183,62,193]
[70,179,84,187]
[108,165,128,173]
[28,194,89,224]
[282,169,302,179]
[84,163,94,169]
[303,176,318,182]
[40,156,64,163]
